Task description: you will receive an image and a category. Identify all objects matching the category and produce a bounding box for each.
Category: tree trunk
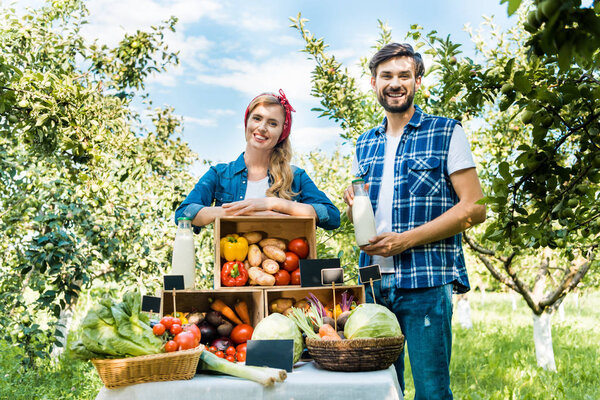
[456,297,473,329]
[532,311,557,371]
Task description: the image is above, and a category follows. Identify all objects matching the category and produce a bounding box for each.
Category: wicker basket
[91,346,203,389]
[306,336,404,372]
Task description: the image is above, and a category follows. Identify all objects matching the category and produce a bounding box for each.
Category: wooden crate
[263,285,366,317]
[160,288,264,326]
[214,216,316,289]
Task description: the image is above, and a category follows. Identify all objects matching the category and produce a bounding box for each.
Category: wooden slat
[263,285,366,317]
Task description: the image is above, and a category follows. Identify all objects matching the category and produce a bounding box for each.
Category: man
[343,43,486,399]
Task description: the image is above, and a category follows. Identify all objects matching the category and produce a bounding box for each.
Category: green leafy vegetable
[343,304,402,339]
[251,313,304,363]
[69,291,163,360]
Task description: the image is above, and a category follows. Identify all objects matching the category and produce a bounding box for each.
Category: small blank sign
[141,296,161,313]
[163,275,185,291]
[321,268,344,285]
[359,264,382,283]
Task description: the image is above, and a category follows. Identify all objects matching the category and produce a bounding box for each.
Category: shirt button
[239,196,243,199]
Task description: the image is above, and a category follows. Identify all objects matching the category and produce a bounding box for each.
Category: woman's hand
[222,198,278,216]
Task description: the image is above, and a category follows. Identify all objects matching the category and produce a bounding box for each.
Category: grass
[0,291,598,399]
[403,291,600,400]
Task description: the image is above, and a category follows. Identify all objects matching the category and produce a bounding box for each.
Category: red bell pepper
[221,261,249,287]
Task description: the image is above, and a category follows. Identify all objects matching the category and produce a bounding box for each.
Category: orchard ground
[1,291,598,400]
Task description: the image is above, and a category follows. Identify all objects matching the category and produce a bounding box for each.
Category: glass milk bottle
[171,217,196,289]
[352,178,377,246]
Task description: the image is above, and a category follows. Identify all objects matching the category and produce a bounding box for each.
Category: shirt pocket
[406,156,442,196]
[215,191,233,205]
[356,160,371,181]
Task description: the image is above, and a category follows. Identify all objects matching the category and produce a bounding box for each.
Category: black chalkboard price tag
[245,339,294,372]
[163,275,185,291]
[141,295,161,314]
[321,268,344,285]
[359,264,381,304]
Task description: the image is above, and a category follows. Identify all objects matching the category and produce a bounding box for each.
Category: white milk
[171,219,196,289]
[352,195,377,246]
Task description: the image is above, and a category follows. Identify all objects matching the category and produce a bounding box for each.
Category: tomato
[288,238,309,259]
[170,324,183,335]
[152,323,166,336]
[282,251,299,272]
[230,324,254,345]
[225,346,236,356]
[164,340,178,352]
[236,343,247,353]
[215,350,225,358]
[273,269,290,286]
[184,324,201,344]
[291,268,301,285]
[174,331,196,350]
[226,355,236,362]
[236,351,246,362]
[160,316,174,330]
[208,346,218,353]
[172,317,182,326]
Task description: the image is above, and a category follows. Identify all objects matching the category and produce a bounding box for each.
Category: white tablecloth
[95,361,403,400]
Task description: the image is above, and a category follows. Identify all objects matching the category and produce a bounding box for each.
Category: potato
[243,231,263,244]
[248,244,262,267]
[262,259,280,274]
[248,267,276,286]
[259,238,287,251]
[270,298,294,313]
[263,245,286,263]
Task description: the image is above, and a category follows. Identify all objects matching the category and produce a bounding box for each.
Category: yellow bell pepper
[220,234,249,261]
[166,312,189,325]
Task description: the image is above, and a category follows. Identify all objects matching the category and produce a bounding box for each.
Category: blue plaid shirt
[355,105,470,293]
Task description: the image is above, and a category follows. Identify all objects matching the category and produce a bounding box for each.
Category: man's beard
[377,88,414,113]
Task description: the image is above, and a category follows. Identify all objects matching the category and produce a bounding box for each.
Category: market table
[95,360,403,400]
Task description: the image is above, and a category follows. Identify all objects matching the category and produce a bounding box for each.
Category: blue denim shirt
[175,153,341,232]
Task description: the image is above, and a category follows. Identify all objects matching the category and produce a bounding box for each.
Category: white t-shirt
[351,124,476,273]
[244,176,269,199]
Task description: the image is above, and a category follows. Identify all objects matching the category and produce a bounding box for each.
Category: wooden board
[160,288,264,326]
[214,216,316,289]
[263,285,366,317]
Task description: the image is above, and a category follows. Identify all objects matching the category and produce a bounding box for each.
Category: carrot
[318,324,341,340]
[209,298,243,325]
[235,299,251,325]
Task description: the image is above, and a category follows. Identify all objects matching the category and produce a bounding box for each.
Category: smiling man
[343,43,486,399]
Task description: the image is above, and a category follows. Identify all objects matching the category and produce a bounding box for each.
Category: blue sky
[19,0,514,177]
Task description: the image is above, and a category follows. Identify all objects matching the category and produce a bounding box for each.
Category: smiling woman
[175,90,341,232]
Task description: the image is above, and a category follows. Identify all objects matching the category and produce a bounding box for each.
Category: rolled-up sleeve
[296,169,341,230]
[174,167,218,232]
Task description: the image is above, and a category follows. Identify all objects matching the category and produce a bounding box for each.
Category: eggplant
[198,320,218,345]
[211,336,234,352]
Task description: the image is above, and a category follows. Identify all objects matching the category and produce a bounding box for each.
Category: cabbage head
[251,313,303,363]
[343,304,402,339]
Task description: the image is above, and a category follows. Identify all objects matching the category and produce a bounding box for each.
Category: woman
[175,89,340,231]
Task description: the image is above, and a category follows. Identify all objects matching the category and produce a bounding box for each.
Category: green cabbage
[343,304,402,339]
[251,313,304,363]
[69,291,163,360]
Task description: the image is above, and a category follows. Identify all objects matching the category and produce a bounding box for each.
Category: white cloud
[290,126,342,153]
[207,109,236,116]
[192,52,315,101]
[183,116,218,127]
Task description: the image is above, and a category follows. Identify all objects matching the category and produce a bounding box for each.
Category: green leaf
[499,162,511,181]
[513,72,532,94]
[558,43,572,71]
[507,0,522,15]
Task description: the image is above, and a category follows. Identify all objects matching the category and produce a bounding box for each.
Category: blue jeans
[365,274,454,400]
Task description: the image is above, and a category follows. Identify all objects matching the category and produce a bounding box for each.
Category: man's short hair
[368,43,425,78]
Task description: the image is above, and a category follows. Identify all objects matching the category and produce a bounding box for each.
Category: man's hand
[360,232,411,257]
[342,185,355,207]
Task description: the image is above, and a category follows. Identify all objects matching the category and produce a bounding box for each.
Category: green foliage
[0,1,198,361]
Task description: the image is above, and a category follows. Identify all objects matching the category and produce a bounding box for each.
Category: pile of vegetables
[158,298,254,362]
[220,231,308,287]
[286,293,401,342]
[69,291,164,360]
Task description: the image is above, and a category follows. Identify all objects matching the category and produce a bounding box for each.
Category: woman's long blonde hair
[246,94,297,200]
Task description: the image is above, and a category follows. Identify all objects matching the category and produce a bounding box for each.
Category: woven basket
[306,336,404,372]
[91,345,203,389]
